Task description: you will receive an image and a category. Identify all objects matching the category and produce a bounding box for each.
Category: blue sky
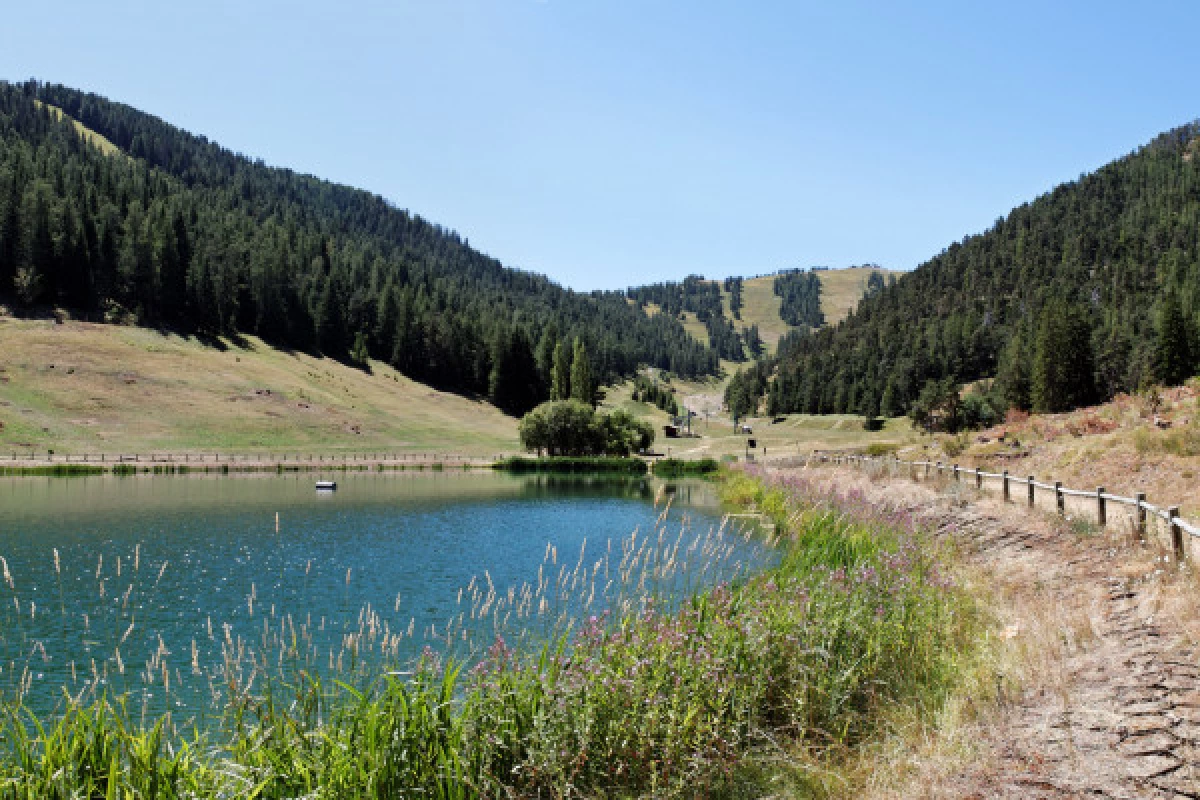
[2,1,1197,290]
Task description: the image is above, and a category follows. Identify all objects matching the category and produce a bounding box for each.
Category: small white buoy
[275,511,280,532]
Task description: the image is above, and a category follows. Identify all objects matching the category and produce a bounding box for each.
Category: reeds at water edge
[0,469,980,798]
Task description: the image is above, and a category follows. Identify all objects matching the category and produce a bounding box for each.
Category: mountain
[0,80,719,416]
[729,121,1200,419]
[626,265,892,360]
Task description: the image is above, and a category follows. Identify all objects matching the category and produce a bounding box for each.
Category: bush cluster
[492,456,647,474]
[518,400,655,457]
[652,457,720,476]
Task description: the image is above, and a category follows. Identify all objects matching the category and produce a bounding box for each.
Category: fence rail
[1,450,507,473]
[5,451,501,462]
[808,452,1197,561]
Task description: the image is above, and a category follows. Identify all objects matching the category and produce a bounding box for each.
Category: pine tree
[875,380,893,418]
[535,322,558,394]
[15,181,54,305]
[157,210,189,322]
[1032,301,1095,413]
[313,277,346,357]
[1154,290,1193,386]
[372,282,399,356]
[489,326,540,415]
[551,340,570,401]
[995,329,1031,411]
[351,331,370,367]
[570,337,594,407]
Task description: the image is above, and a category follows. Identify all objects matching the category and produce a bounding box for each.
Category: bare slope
[722,267,895,354]
[814,266,893,325]
[33,100,121,157]
[0,317,519,456]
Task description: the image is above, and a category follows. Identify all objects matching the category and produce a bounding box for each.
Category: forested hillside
[729,121,1200,419]
[773,270,824,328]
[0,81,719,415]
[626,274,748,360]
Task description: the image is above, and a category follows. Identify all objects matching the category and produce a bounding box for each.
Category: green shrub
[493,456,648,474]
[0,464,106,476]
[941,431,971,458]
[518,400,654,456]
[652,457,720,476]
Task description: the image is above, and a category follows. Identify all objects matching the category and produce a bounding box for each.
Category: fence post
[1135,493,1147,541]
[1170,507,1184,562]
[924,461,930,479]
[1055,482,1064,515]
[1096,488,1106,527]
[953,464,959,482]
[1002,471,1010,502]
[975,469,982,490]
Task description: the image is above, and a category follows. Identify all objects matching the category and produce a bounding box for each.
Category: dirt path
[785,466,1200,798]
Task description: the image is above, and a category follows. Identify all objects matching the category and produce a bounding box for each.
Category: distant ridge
[626,265,893,357]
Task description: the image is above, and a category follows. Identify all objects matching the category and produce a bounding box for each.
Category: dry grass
[735,276,788,352]
[790,466,1200,799]
[817,266,893,325]
[677,311,711,348]
[0,317,519,456]
[907,381,1200,518]
[659,411,920,461]
[728,268,895,355]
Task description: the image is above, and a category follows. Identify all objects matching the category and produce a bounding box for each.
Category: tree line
[772,270,824,328]
[626,274,751,361]
[0,81,721,417]
[728,121,1200,420]
[630,374,679,416]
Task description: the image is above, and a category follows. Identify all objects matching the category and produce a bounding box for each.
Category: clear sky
[2,1,1197,290]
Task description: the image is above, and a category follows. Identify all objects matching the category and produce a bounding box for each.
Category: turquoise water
[0,471,769,716]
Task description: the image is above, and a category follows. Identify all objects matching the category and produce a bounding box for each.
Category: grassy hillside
[0,316,519,456]
[1,81,720,416]
[601,365,919,462]
[731,277,786,350]
[719,267,894,354]
[815,266,893,324]
[902,380,1200,518]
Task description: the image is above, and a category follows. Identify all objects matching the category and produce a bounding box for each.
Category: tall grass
[493,456,648,474]
[652,456,720,476]
[0,464,106,476]
[0,468,978,797]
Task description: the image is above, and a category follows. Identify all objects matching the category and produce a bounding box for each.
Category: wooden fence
[808,452,1199,561]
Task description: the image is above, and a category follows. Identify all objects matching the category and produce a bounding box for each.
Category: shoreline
[0,456,496,477]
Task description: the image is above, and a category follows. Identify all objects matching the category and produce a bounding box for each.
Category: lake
[0,471,771,718]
